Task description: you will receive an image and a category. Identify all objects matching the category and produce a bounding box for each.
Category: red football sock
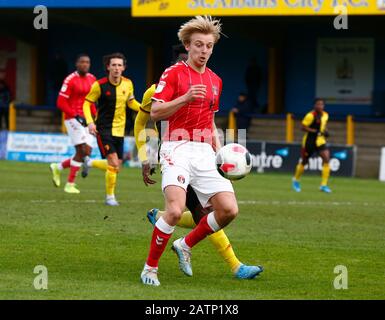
[146,217,174,268]
[68,160,81,183]
[61,158,71,169]
[184,214,215,248]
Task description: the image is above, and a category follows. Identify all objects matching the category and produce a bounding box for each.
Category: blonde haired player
[135,47,263,283]
[140,16,263,286]
[292,98,332,193]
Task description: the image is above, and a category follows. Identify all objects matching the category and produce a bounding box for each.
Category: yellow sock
[91,159,108,171]
[294,163,305,181]
[208,230,241,274]
[106,165,119,196]
[156,210,196,229]
[177,211,196,228]
[321,163,330,186]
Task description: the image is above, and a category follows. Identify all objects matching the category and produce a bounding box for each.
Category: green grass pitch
[0,160,384,299]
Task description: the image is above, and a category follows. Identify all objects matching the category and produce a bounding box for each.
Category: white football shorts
[160,140,234,208]
[64,118,94,147]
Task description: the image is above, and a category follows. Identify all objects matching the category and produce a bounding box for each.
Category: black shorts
[96,133,124,160]
[185,185,212,225]
[301,140,327,158]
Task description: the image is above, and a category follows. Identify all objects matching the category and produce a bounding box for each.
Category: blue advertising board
[0,130,7,160]
[5,132,140,166]
[247,141,356,177]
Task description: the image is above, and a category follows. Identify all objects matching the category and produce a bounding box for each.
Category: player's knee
[107,165,120,173]
[84,148,92,157]
[165,204,184,221]
[108,160,120,169]
[221,203,238,220]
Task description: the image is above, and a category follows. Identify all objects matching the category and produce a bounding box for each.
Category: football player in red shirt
[141,16,248,286]
[49,54,97,194]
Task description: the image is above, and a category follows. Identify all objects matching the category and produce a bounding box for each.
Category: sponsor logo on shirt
[155,81,166,93]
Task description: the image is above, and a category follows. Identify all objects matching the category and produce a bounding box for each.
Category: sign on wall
[132,0,385,17]
[6,132,101,162]
[5,132,142,166]
[3,133,357,176]
[247,141,356,177]
[316,38,375,105]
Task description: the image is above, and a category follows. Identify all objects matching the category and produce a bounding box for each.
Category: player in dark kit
[83,52,140,206]
[292,98,332,193]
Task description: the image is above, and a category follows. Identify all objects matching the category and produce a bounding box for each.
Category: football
[216,143,253,180]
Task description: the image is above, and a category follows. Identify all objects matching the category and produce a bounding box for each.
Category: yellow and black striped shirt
[83,76,140,137]
[302,110,329,147]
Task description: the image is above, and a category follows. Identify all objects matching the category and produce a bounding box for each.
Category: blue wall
[211,37,268,113]
[284,25,385,116]
[43,19,385,117]
[46,24,146,106]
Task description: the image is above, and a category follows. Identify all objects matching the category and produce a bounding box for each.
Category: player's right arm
[150,69,207,122]
[301,112,318,133]
[83,81,101,135]
[57,78,76,118]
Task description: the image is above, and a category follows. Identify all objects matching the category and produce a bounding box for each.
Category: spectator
[231,92,256,133]
[0,80,11,130]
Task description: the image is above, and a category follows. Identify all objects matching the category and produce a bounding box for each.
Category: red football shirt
[152,61,222,143]
[57,71,96,120]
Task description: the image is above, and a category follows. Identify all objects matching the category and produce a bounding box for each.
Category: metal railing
[228,111,357,146]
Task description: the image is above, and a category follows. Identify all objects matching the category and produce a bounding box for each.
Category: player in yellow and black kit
[133,46,263,279]
[292,98,332,193]
[83,52,140,206]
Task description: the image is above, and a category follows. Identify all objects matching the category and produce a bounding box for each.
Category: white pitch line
[30,199,160,204]
[237,200,385,207]
[27,199,385,207]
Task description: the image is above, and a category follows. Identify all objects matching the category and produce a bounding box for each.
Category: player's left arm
[83,82,101,135]
[320,112,330,138]
[211,78,223,152]
[212,117,222,153]
[127,98,141,112]
[126,81,140,112]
